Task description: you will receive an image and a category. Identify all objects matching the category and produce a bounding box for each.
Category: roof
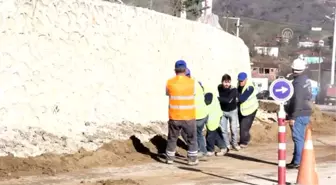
[289,49,319,56]
[255,44,279,47]
[251,62,279,68]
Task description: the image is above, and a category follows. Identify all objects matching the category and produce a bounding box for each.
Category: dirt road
[0,134,335,185]
[0,105,334,185]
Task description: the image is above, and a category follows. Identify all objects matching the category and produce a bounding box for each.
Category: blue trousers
[291,116,310,165]
[181,116,208,154]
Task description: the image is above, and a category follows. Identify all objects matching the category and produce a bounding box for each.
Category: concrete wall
[0,0,250,156]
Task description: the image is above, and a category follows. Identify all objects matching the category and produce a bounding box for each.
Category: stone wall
[0,0,250,157]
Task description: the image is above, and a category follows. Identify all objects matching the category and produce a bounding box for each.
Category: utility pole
[331,7,336,85]
[223,16,241,37]
[224,0,231,32]
[318,48,321,88]
[225,11,229,32]
[236,18,240,37]
[149,0,153,9]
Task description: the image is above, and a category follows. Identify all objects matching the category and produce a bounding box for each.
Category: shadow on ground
[226,153,277,166]
[129,135,188,163]
[247,174,292,185]
[178,166,258,185]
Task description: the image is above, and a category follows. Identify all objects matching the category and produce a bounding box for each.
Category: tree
[183,0,204,18]
[171,0,204,18]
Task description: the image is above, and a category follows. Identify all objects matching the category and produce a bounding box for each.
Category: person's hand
[286,120,295,126]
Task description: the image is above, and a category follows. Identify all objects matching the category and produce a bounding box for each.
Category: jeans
[206,127,226,152]
[290,116,310,165]
[181,116,208,154]
[166,119,198,161]
[238,110,257,145]
[220,109,239,147]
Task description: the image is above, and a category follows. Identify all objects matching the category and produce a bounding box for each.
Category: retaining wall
[0,0,250,157]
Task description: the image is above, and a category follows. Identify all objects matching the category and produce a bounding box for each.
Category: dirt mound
[258,100,279,112]
[250,102,336,144]
[0,135,188,180]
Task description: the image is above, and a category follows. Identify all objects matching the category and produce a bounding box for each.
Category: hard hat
[291,58,306,71]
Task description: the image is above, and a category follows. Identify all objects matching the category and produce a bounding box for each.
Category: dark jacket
[217,85,238,112]
[237,85,255,103]
[285,73,312,119]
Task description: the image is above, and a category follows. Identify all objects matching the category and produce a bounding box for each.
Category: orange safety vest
[166,75,196,120]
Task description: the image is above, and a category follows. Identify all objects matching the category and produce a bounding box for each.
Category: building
[297,38,324,48]
[254,44,279,57]
[289,48,323,64]
[251,62,279,81]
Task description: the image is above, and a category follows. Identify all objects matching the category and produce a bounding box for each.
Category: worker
[205,91,228,156]
[285,58,312,169]
[165,60,198,165]
[237,72,259,148]
[184,68,209,158]
[218,74,240,151]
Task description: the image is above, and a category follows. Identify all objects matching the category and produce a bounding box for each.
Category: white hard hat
[291,58,306,71]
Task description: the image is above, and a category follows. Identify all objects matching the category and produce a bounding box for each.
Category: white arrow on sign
[275,86,288,94]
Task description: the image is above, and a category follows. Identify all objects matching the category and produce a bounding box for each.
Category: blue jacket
[285,74,312,119]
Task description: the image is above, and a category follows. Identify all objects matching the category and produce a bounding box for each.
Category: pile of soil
[0,135,187,179]
[250,102,336,144]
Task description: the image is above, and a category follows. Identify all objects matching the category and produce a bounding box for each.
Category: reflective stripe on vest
[195,81,208,119]
[170,95,194,100]
[240,81,259,116]
[167,76,196,120]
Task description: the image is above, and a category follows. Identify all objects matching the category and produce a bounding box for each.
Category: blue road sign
[269,78,294,102]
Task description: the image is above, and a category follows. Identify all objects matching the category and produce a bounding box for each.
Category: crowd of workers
[165,59,312,168]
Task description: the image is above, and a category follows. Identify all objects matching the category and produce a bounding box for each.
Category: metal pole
[278,104,286,185]
[318,48,321,86]
[236,18,240,37]
[149,0,153,9]
[331,7,336,85]
[225,13,229,32]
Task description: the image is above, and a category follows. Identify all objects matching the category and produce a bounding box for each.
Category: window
[265,68,270,74]
[259,68,264,74]
[270,68,274,72]
[253,68,258,71]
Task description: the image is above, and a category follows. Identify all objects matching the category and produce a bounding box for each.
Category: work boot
[216,148,228,156]
[239,144,248,149]
[286,163,300,169]
[206,151,215,157]
[232,144,241,151]
[187,157,199,166]
[165,155,175,164]
[197,152,208,161]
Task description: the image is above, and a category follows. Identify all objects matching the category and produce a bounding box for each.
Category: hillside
[213,0,335,30]
[219,16,333,48]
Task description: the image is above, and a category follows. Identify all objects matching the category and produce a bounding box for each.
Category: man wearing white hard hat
[285,58,312,169]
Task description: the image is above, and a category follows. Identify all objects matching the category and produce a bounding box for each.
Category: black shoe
[286,163,300,169]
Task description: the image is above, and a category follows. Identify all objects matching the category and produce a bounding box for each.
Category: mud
[0,103,334,181]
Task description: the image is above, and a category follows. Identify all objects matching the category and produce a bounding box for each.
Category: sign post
[269,78,294,185]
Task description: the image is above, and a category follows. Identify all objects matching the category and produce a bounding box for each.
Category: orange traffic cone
[296,124,319,185]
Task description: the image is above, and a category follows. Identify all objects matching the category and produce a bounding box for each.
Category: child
[204,92,228,156]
